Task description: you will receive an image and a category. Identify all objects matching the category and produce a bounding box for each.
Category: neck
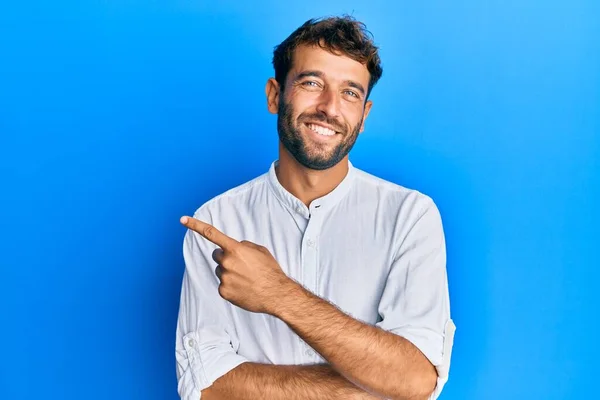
[275,141,349,207]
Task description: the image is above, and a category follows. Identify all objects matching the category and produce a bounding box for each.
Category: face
[267,45,373,170]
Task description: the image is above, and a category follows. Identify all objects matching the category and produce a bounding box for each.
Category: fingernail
[180,216,188,224]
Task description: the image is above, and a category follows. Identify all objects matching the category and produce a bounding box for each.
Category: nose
[315,88,341,120]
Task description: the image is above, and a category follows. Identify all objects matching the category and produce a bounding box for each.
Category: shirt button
[305,348,315,357]
[307,239,315,247]
[187,339,195,348]
[296,207,303,213]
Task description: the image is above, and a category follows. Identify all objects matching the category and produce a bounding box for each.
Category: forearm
[201,362,382,400]
[274,284,437,400]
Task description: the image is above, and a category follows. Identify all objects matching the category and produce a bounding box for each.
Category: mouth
[304,122,339,137]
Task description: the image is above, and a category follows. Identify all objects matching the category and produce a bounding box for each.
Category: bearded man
[176,15,455,400]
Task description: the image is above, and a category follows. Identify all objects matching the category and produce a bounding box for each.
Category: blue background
[1,1,598,399]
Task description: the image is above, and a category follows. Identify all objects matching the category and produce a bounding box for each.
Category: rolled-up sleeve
[175,207,248,400]
[376,197,456,399]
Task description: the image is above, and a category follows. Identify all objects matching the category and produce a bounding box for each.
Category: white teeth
[307,123,335,136]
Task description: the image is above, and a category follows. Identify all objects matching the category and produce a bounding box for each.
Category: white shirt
[175,160,455,399]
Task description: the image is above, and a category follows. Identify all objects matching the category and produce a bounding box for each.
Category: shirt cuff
[429,319,456,399]
[177,329,249,400]
[389,319,456,400]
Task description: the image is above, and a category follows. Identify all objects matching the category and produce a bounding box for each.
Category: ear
[266,78,281,114]
[359,100,373,133]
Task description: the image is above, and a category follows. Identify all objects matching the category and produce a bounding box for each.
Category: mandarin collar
[267,159,356,219]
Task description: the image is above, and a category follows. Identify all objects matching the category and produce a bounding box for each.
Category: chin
[293,152,341,170]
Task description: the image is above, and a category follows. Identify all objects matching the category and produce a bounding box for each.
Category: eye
[344,90,359,98]
[302,81,320,87]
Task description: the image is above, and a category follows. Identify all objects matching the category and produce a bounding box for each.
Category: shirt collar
[267,159,356,218]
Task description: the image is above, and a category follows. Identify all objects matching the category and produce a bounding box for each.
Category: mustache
[298,113,346,133]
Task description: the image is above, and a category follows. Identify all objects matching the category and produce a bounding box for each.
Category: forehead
[289,45,370,87]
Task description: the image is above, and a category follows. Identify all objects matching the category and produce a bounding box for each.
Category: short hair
[272,15,383,99]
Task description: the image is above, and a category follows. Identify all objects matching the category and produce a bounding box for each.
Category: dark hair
[272,15,383,99]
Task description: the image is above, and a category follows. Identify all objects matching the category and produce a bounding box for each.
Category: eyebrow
[295,70,366,96]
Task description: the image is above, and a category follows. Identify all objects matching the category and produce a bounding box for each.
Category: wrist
[269,277,304,318]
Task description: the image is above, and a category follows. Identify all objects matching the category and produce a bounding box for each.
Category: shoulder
[352,166,438,217]
[192,171,270,221]
[352,167,445,263]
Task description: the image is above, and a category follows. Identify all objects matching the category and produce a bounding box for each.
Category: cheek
[289,90,321,110]
[342,105,366,128]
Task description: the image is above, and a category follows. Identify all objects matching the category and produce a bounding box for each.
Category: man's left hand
[180,216,296,315]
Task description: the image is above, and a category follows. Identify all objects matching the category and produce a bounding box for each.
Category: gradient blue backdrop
[1,1,598,399]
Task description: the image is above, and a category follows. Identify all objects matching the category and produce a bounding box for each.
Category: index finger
[180,216,239,249]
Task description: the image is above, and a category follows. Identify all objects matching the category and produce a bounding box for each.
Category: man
[175,16,455,400]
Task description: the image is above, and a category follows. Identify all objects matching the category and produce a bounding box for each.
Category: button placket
[299,205,322,356]
[301,214,320,294]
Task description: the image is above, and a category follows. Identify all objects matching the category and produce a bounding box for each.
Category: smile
[305,123,337,136]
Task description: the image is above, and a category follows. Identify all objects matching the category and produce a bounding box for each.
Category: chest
[242,212,395,324]
[220,197,400,320]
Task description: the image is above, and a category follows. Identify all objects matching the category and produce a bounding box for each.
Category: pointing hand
[181,216,296,314]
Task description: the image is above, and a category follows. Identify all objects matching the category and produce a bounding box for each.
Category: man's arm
[268,201,450,400]
[177,212,377,400]
[273,285,436,400]
[201,362,381,400]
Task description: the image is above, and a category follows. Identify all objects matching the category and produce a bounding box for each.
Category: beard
[277,98,363,171]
